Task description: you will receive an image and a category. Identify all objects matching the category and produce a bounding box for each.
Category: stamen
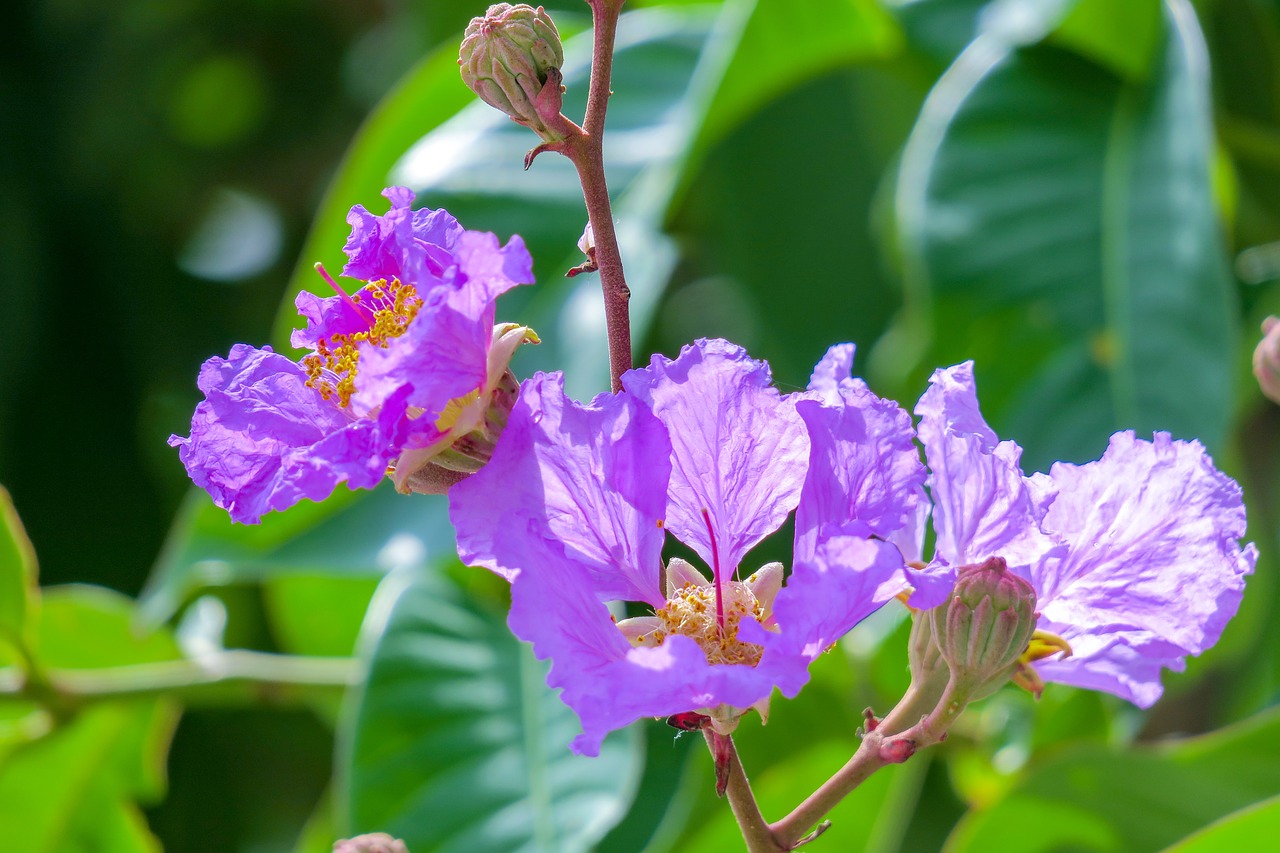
[302,275,424,408]
[700,508,725,629]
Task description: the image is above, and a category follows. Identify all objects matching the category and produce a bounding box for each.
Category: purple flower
[170,188,535,523]
[450,339,923,755]
[906,362,1256,706]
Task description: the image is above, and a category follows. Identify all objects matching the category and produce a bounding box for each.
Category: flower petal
[622,339,809,576]
[746,536,904,696]
[914,362,1060,576]
[507,560,779,755]
[1030,431,1256,706]
[794,344,927,562]
[449,372,670,606]
[168,344,405,523]
[342,187,462,289]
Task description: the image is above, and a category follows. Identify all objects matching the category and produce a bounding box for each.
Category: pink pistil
[314,262,376,322]
[700,508,725,630]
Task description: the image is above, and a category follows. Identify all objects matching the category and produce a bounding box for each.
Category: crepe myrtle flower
[169,187,536,524]
[870,362,1256,706]
[450,339,926,755]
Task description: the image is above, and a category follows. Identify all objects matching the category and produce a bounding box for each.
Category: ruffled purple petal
[351,284,490,421]
[915,362,1061,577]
[168,344,406,524]
[746,536,905,696]
[342,187,462,288]
[794,344,927,562]
[290,288,370,350]
[621,339,809,576]
[454,230,534,304]
[1030,431,1256,706]
[807,343,857,404]
[508,559,780,755]
[450,372,671,607]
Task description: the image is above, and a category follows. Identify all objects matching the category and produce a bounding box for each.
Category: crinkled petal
[1030,431,1256,706]
[746,536,905,696]
[168,344,406,524]
[794,344,926,562]
[349,231,533,421]
[508,560,781,755]
[351,284,489,421]
[342,187,462,288]
[290,288,370,350]
[915,362,1060,575]
[807,343,857,404]
[454,230,534,304]
[449,372,670,606]
[622,339,809,575]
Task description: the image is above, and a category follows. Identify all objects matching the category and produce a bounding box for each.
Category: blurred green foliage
[4,0,1280,850]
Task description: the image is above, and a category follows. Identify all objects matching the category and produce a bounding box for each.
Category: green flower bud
[459,4,565,140]
[929,556,1037,700]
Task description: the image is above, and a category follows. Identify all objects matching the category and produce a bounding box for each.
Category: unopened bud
[459,4,565,140]
[929,556,1037,700]
[333,834,409,853]
[1254,316,1280,404]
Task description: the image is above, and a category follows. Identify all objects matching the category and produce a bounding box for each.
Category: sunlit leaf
[0,485,37,646]
[0,587,180,852]
[946,707,1280,852]
[893,0,1237,471]
[1162,793,1280,852]
[340,568,642,852]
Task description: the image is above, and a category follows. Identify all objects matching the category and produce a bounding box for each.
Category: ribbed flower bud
[333,834,409,853]
[459,4,565,140]
[929,556,1037,700]
[1254,316,1280,405]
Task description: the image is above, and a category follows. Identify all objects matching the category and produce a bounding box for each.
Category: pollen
[655,581,765,667]
[302,277,424,407]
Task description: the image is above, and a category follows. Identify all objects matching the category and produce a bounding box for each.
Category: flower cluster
[170,187,535,523]
[449,339,924,754]
[171,187,1254,756]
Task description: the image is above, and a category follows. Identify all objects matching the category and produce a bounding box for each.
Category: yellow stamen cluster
[640,581,765,667]
[302,278,424,407]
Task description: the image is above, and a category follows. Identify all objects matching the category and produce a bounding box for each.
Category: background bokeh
[4,0,1280,850]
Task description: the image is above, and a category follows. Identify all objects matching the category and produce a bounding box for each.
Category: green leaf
[0,485,37,646]
[339,568,643,852]
[893,0,1237,471]
[1163,793,1280,852]
[676,0,901,185]
[35,586,181,670]
[1050,0,1162,81]
[0,703,175,853]
[141,482,452,623]
[264,575,382,658]
[945,706,1280,852]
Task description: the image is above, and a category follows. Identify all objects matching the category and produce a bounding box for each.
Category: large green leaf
[945,706,1280,852]
[0,485,37,646]
[0,587,180,852]
[893,0,1237,471]
[673,0,901,189]
[1163,793,1280,852]
[141,482,451,623]
[339,568,642,852]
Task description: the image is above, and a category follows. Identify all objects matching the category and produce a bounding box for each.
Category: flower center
[302,277,424,407]
[653,580,765,666]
